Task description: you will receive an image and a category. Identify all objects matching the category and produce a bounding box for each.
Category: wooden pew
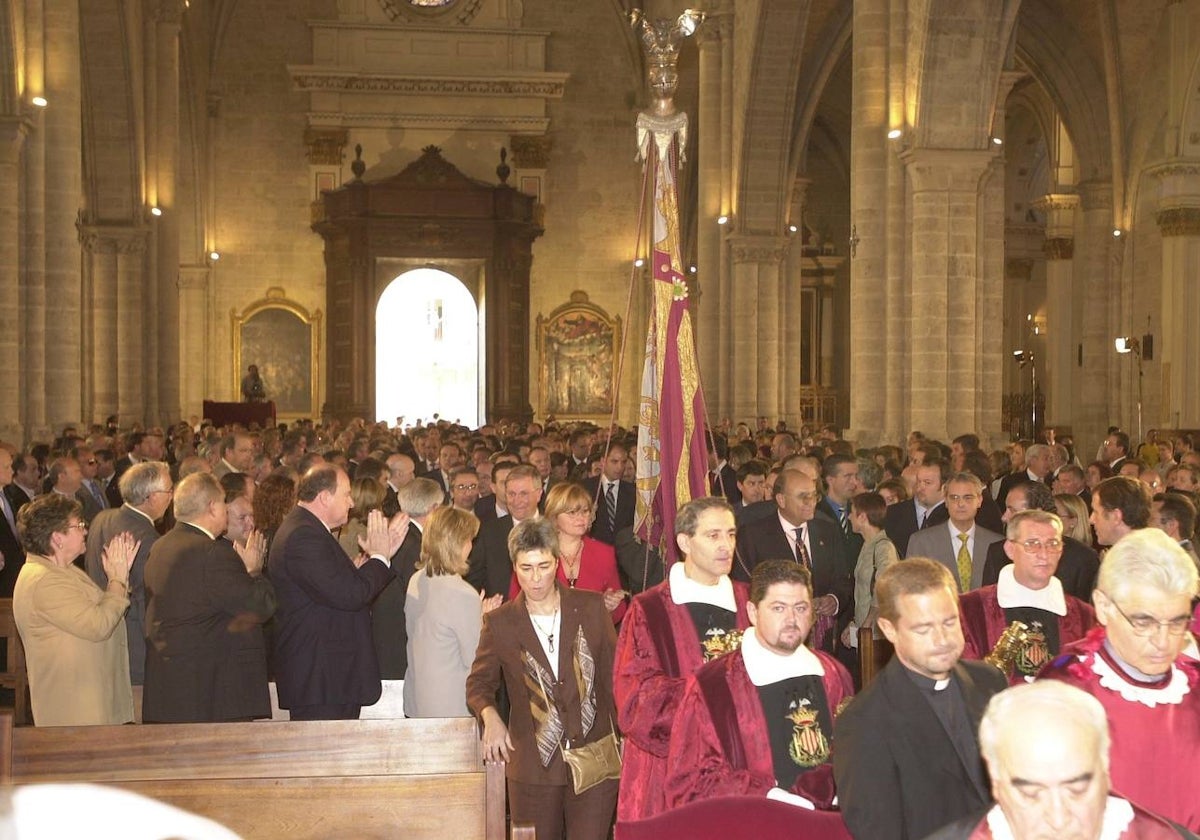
[0,715,517,840]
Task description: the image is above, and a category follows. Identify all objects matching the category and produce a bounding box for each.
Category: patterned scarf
[522,625,599,767]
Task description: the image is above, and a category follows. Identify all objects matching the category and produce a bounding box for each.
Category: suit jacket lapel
[881,659,974,783]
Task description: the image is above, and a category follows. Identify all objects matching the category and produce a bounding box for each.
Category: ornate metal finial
[496,147,511,185]
[630,8,705,117]
[984,621,1030,677]
[350,144,366,180]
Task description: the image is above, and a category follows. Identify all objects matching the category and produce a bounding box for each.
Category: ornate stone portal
[312,145,543,422]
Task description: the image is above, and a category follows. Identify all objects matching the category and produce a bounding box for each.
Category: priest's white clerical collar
[740,629,825,686]
[669,562,737,612]
[986,795,1132,840]
[995,565,1067,616]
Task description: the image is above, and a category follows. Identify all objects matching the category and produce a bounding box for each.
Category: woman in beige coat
[14,494,139,726]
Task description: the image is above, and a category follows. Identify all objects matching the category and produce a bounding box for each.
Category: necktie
[605,482,617,534]
[795,525,811,569]
[956,532,972,591]
[89,480,106,509]
[918,508,927,528]
[838,507,850,538]
[0,493,13,532]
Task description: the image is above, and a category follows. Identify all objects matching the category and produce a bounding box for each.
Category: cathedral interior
[4,0,1200,455]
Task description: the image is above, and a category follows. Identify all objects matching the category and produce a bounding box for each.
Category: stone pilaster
[178,266,212,418]
[728,235,789,422]
[847,0,890,446]
[0,117,29,443]
[79,228,121,423]
[117,233,149,426]
[782,178,811,425]
[1034,193,1079,426]
[696,11,725,418]
[153,0,182,426]
[43,0,84,428]
[1074,180,1116,452]
[1150,161,1200,427]
[901,147,998,441]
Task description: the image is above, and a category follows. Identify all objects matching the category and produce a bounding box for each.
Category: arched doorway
[376,268,482,427]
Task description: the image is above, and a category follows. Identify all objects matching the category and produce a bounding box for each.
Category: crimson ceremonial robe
[664,647,853,808]
[959,585,1095,685]
[1038,628,1200,831]
[614,577,750,821]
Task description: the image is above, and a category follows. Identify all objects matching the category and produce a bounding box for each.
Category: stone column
[696,13,724,415]
[153,0,182,425]
[43,0,84,427]
[901,148,996,440]
[1150,162,1200,428]
[117,233,149,425]
[0,117,28,442]
[728,235,788,422]
[781,178,811,425]
[178,266,212,418]
[1035,194,1079,426]
[79,229,120,424]
[847,0,890,445]
[1074,180,1116,451]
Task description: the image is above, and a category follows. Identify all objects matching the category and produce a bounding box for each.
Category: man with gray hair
[372,477,443,681]
[907,471,1004,593]
[85,461,174,685]
[959,510,1095,684]
[1039,528,1200,832]
[996,443,1052,509]
[925,681,1198,839]
[142,472,275,722]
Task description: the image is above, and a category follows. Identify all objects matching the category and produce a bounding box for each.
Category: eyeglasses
[793,492,818,503]
[560,507,591,517]
[1014,538,1063,553]
[65,522,87,532]
[1102,592,1192,637]
[947,494,978,503]
[453,483,478,492]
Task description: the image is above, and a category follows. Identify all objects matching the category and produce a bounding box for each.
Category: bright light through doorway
[376,268,481,427]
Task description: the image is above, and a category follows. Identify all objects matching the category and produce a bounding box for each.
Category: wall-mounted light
[689,265,697,274]
[991,136,1003,146]
[1114,336,1137,354]
[209,251,221,261]
[887,128,902,140]
[633,258,645,268]
[150,206,163,217]
[1112,229,1123,238]
[788,224,798,234]
[31,96,47,108]
[716,215,729,226]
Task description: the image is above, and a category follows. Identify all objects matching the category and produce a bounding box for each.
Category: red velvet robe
[614,577,751,821]
[663,646,853,809]
[955,800,1186,839]
[1038,628,1200,831]
[959,585,1095,685]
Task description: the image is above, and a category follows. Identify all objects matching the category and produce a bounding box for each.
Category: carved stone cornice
[1075,180,1112,212]
[289,69,569,99]
[899,148,994,193]
[307,112,550,134]
[1155,207,1200,237]
[510,135,552,169]
[1043,237,1075,260]
[1146,160,1200,181]
[1032,193,1079,214]
[728,234,789,265]
[304,128,349,166]
[77,225,148,255]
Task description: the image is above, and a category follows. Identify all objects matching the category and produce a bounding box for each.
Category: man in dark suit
[996,443,1052,509]
[142,472,276,722]
[85,461,174,685]
[735,469,853,654]
[884,459,951,556]
[467,464,542,599]
[474,460,516,524]
[818,453,863,560]
[372,477,442,680]
[5,452,38,513]
[834,558,1008,840]
[382,452,416,518]
[107,431,165,507]
[0,450,24,597]
[270,464,405,720]
[582,443,635,546]
[981,480,1100,601]
[706,434,741,506]
[1102,429,1130,473]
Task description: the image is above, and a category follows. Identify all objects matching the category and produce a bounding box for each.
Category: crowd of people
[0,414,1197,839]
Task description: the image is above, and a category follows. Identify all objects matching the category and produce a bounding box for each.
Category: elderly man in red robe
[614,497,750,822]
[925,680,1197,840]
[1038,528,1200,832]
[664,559,853,809]
[960,509,1095,684]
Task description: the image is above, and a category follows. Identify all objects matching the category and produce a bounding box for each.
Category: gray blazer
[906,521,1004,592]
[84,504,162,684]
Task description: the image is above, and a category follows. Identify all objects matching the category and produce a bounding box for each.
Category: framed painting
[232,288,323,419]
[536,291,621,420]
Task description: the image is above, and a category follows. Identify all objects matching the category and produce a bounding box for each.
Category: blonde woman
[1053,493,1093,545]
[404,507,499,717]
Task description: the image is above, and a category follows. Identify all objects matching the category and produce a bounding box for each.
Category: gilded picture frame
[536,291,621,420]
[232,288,323,420]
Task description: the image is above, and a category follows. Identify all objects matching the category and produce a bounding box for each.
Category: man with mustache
[664,559,854,809]
[834,558,1007,840]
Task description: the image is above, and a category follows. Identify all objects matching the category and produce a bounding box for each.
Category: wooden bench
[0,715,526,840]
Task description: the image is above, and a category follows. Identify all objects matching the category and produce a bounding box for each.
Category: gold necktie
[956,532,972,591]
